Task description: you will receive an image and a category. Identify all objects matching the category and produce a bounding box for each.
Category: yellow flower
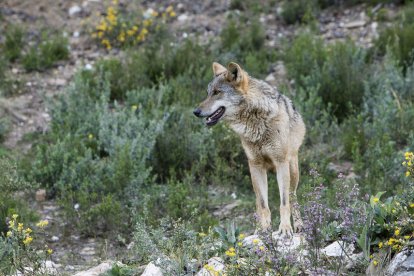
[8,220,15,228]
[141,28,148,36]
[225,247,236,257]
[238,233,245,240]
[47,248,53,255]
[127,29,135,36]
[88,134,94,139]
[388,238,397,245]
[169,11,176,17]
[369,254,373,259]
[36,220,49,228]
[112,0,118,5]
[18,223,23,232]
[373,197,379,203]
[151,11,159,17]
[97,31,104,38]
[404,235,410,240]
[12,214,18,220]
[259,245,265,251]
[143,19,152,27]
[373,260,378,266]
[410,203,414,208]
[404,152,413,159]
[166,6,173,13]
[253,238,260,244]
[24,228,32,235]
[395,229,400,236]
[23,236,33,245]
[378,242,383,249]
[406,171,411,177]
[237,242,242,247]
[198,232,206,237]
[6,231,12,237]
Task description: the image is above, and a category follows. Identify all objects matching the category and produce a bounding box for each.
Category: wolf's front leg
[248,161,271,230]
[276,161,293,237]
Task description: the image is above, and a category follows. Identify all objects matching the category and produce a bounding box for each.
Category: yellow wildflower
[8,220,15,228]
[395,229,400,236]
[404,235,410,240]
[117,32,125,42]
[238,233,245,240]
[406,171,411,177]
[127,29,135,36]
[253,238,260,244]
[88,134,94,139]
[169,11,176,17]
[152,11,159,17]
[373,260,378,266]
[97,31,104,38]
[24,228,32,235]
[388,238,397,245]
[259,245,265,251]
[225,247,236,257]
[373,197,379,203]
[198,232,206,237]
[369,254,373,259]
[36,220,49,228]
[237,242,242,247]
[410,203,414,208]
[378,242,383,249]
[18,223,23,232]
[166,6,173,13]
[6,231,12,237]
[47,248,53,255]
[23,236,33,245]
[12,214,18,220]
[112,0,118,5]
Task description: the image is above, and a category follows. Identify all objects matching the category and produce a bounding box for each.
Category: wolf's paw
[277,223,293,238]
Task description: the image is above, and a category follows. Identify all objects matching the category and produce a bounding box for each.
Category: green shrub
[280,0,317,25]
[22,32,69,72]
[0,157,37,234]
[3,25,24,62]
[375,6,414,73]
[285,34,368,120]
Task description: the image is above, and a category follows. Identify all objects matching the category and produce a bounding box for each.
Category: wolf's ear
[212,62,227,76]
[226,62,243,84]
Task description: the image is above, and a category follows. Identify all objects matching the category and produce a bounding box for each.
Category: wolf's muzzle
[193,108,202,117]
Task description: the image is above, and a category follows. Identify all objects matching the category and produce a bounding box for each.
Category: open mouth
[206,107,225,126]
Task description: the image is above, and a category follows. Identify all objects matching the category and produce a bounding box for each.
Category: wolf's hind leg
[248,161,271,230]
[276,161,293,237]
[290,154,303,233]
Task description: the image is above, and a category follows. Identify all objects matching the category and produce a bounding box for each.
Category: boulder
[141,262,163,276]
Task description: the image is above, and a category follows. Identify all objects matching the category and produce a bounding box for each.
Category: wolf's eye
[212,90,220,96]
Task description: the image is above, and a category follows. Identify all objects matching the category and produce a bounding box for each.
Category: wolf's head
[193,62,249,126]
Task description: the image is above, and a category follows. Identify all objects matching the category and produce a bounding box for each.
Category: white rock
[51,236,60,242]
[144,8,154,19]
[80,246,95,256]
[321,241,354,257]
[243,234,264,247]
[84,64,93,70]
[387,250,409,275]
[182,32,188,38]
[272,232,307,254]
[343,20,366,29]
[73,261,114,276]
[69,5,82,16]
[265,74,276,83]
[73,31,80,38]
[177,14,188,22]
[196,257,225,276]
[142,262,163,276]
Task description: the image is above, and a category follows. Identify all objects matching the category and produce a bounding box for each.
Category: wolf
[193,62,306,236]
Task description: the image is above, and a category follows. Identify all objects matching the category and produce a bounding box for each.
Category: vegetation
[0,0,413,275]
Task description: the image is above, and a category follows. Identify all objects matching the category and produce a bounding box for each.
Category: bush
[3,25,24,62]
[22,32,69,72]
[281,0,317,25]
[285,34,368,120]
[375,6,414,73]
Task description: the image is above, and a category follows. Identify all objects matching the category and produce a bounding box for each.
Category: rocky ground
[0,0,404,274]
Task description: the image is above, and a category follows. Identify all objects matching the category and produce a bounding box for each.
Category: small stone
[84,64,93,70]
[196,257,224,276]
[12,68,19,74]
[51,236,59,242]
[272,232,307,254]
[35,189,46,202]
[73,31,80,38]
[265,74,276,83]
[69,5,82,16]
[142,262,163,276]
[73,261,114,276]
[177,14,188,22]
[80,246,95,256]
[343,20,366,29]
[322,241,354,257]
[182,32,188,38]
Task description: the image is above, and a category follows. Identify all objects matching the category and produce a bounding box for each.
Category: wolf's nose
[193,108,202,117]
